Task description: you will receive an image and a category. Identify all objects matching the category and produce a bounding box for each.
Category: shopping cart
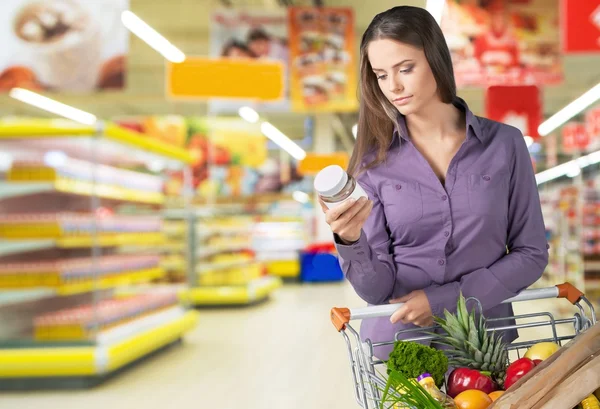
[330,283,597,409]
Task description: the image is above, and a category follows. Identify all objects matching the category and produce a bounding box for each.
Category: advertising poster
[159,117,306,198]
[0,0,129,93]
[561,0,600,54]
[440,0,562,87]
[288,7,358,113]
[208,9,290,113]
[562,122,588,153]
[485,85,541,139]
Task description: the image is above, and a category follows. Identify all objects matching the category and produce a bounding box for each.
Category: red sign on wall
[485,85,542,139]
[586,108,600,145]
[562,0,600,53]
[562,122,588,152]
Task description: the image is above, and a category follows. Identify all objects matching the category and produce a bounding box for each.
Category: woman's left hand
[389,290,434,327]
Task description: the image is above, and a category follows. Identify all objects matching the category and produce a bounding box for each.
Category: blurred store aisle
[1,281,584,409]
[1,282,363,409]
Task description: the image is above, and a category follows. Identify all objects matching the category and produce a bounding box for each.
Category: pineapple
[433,292,509,387]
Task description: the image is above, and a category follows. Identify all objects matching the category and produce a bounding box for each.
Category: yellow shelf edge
[55,267,166,296]
[104,123,193,164]
[180,276,281,305]
[0,120,95,137]
[0,347,97,377]
[0,310,199,378]
[106,310,199,372]
[0,120,193,164]
[1,179,164,204]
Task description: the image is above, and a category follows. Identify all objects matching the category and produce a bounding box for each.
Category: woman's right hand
[319,197,374,244]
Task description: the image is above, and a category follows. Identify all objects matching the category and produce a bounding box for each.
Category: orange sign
[167,57,285,100]
[298,153,349,175]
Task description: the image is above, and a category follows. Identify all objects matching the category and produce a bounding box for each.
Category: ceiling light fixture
[538,82,600,136]
[9,88,97,125]
[260,122,307,161]
[238,106,260,123]
[121,10,186,63]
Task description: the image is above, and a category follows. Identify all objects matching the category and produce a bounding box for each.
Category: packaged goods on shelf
[0,254,163,291]
[0,213,162,239]
[33,291,179,341]
[0,119,197,385]
[8,158,164,193]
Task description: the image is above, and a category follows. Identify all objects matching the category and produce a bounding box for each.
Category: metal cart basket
[330,283,597,409]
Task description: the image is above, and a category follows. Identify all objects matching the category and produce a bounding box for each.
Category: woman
[320,6,548,359]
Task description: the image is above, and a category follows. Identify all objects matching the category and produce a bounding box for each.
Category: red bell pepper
[447,368,497,398]
[504,357,536,389]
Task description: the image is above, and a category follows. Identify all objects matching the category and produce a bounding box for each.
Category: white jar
[314,165,367,209]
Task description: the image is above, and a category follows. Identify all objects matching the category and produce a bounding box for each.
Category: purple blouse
[335,98,549,359]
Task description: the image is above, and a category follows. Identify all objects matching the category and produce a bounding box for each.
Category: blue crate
[300,252,344,282]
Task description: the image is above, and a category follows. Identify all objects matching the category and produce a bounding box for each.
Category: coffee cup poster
[440,0,563,87]
[0,0,129,93]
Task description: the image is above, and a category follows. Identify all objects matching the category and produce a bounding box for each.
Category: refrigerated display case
[165,193,313,306]
[0,119,199,388]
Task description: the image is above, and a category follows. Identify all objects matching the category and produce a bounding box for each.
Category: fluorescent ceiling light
[538,82,600,136]
[238,106,259,123]
[352,124,358,139]
[524,136,534,147]
[121,10,185,63]
[536,148,600,185]
[426,0,446,24]
[260,122,307,161]
[293,191,309,203]
[10,88,97,125]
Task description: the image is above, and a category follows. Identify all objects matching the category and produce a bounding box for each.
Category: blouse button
[395,184,402,190]
[483,175,491,181]
[438,259,445,266]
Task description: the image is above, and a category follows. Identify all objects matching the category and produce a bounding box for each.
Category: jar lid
[314,165,348,197]
[417,373,432,382]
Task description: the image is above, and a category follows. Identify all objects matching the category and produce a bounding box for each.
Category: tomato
[504,358,536,389]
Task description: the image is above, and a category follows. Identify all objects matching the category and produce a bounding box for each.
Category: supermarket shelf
[0,181,164,204]
[180,276,282,306]
[265,260,301,279]
[0,267,165,296]
[0,239,55,257]
[0,233,164,250]
[196,258,255,273]
[197,244,252,259]
[0,308,199,378]
[0,119,193,164]
[161,255,186,273]
[0,289,56,307]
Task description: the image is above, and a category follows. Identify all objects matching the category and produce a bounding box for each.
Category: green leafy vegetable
[377,369,445,409]
[386,341,449,387]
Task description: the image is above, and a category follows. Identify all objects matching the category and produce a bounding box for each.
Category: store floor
[2,281,583,409]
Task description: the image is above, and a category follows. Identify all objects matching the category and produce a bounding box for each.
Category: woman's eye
[400,66,414,74]
[377,74,387,81]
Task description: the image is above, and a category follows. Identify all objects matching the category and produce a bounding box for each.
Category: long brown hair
[348,6,457,176]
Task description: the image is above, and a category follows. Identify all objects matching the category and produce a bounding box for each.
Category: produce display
[380,293,598,409]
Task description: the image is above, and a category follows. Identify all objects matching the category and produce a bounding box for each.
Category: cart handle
[330,283,584,332]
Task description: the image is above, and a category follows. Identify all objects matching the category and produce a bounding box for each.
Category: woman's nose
[389,74,403,93]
